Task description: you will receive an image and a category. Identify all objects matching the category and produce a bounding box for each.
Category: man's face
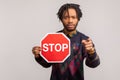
[62,8,79,32]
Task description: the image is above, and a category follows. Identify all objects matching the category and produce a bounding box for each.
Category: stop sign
[40,33,70,63]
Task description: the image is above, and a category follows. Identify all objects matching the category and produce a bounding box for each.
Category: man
[32,3,100,80]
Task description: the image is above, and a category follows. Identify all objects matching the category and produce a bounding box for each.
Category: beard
[62,22,78,32]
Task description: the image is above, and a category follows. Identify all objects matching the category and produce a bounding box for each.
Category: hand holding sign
[32,46,41,58]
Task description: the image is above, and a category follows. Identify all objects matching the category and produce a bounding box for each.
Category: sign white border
[40,33,70,63]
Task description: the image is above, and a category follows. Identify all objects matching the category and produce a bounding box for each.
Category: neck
[63,29,77,37]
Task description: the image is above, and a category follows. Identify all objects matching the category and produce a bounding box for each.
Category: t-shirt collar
[63,29,77,37]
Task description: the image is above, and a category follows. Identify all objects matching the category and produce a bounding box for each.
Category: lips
[67,24,74,28]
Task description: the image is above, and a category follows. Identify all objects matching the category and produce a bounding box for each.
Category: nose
[68,17,73,23]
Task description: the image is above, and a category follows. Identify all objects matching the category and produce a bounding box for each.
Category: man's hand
[82,38,95,54]
[32,46,42,58]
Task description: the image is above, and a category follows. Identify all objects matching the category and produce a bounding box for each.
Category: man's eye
[63,16,69,19]
[72,16,76,19]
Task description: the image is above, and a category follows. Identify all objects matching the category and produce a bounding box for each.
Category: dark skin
[32,8,95,58]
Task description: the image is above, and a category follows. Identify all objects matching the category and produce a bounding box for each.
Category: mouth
[67,25,74,28]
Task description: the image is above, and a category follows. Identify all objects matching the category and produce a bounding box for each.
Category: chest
[70,37,82,55]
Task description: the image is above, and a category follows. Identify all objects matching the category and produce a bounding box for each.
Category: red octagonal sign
[40,33,70,63]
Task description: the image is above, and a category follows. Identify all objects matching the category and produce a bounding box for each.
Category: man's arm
[85,52,100,68]
[35,55,52,68]
[32,46,52,68]
[82,38,100,68]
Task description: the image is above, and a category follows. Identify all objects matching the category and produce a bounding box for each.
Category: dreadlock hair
[57,3,82,21]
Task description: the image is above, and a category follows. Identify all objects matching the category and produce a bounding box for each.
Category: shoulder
[77,31,89,40]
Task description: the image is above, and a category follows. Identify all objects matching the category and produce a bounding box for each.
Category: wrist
[34,54,40,58]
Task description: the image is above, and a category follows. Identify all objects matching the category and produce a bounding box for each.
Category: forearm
[85,52,100,68]
[35,55,52,68]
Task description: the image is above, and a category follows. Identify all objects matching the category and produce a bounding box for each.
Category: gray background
[0,0,120,80]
